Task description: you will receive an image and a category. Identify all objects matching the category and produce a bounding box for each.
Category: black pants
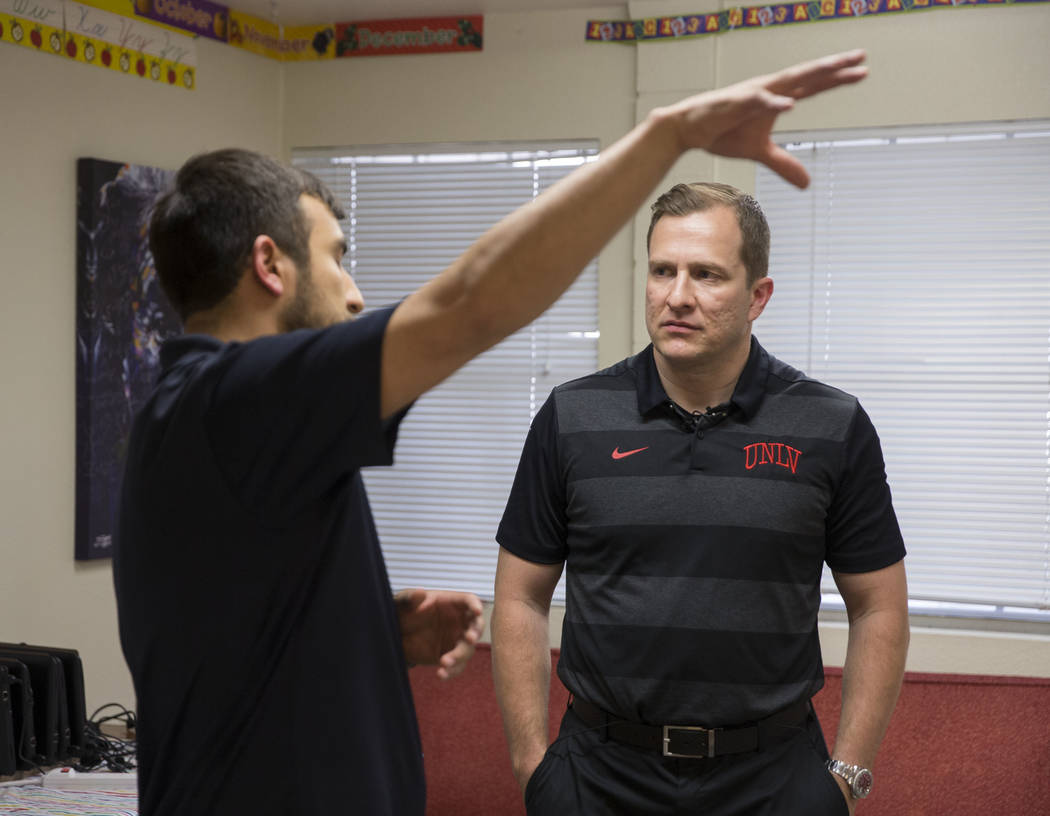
[525,705,849,816]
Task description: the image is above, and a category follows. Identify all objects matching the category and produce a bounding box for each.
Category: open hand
[661,50,868,188]
[395,588,485,680]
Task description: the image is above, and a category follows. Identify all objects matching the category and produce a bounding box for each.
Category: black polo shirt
[498,337,905,727]
[114,307,424,815]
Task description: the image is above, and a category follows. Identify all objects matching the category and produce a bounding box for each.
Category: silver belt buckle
[662,724,715,758]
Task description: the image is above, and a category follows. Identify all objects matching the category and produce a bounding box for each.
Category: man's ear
[250,234,289,298]
[748,276,774,322]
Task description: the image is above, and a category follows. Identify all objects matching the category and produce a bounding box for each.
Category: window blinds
[755,122,1050,616]
[293,143,600,601]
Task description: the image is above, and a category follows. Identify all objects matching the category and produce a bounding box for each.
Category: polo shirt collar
[635,336,769,420]
[635,345,670,416]
[731,336,769,420]
[159,334,224,376]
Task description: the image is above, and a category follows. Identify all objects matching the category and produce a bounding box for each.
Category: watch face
[853,768,874,798]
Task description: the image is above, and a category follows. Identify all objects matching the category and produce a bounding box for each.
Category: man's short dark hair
[646,182,770,285]
[149,148,344,321]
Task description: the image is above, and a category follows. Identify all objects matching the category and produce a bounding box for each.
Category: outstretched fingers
[767,49,868,100]
[759,143,811,190]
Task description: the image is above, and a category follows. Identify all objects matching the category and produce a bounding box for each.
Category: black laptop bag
[0,643,87,758]
[0,650,67,763]
[0,657,39,768]
[0,664,16,775]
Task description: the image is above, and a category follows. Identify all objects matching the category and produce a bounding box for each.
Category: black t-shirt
[113,307,424,815]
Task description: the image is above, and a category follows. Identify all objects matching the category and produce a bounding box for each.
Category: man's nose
[346,276,365,315]
[667,270,692,307]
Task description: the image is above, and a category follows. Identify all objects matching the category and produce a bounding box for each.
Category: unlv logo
[743,442,802,475]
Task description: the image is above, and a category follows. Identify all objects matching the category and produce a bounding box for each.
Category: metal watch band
[826,759,874,799]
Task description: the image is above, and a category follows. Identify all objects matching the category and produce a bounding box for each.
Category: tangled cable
[74,703,138,773]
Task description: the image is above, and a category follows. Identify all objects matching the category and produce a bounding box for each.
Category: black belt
[570,696,810,759]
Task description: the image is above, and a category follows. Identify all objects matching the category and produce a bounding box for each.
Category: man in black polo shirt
[114,52,871,815]
[492,182,909,815]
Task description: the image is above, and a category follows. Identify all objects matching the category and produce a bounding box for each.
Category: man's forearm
[491,597,554,790]
[832,605,910,769]
[380,110,684,418]
[426,109,683,351]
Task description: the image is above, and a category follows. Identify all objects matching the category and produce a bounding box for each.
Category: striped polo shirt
[497,337,905,727]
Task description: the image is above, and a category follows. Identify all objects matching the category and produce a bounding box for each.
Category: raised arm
[379,50,868,418]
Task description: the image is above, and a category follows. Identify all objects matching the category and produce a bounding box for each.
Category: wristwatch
[826,759,874,799]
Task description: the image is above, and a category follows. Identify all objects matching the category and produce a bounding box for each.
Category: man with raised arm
[113,51,870,816]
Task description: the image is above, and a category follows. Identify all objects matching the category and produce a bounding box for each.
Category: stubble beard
[277,266,342,332]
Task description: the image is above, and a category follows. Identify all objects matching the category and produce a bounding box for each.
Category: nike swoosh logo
[611,446,650,460]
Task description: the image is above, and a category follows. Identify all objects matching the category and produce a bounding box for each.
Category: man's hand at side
[395,588,485,680]
[830,772,858,816]
[491,549,565,795]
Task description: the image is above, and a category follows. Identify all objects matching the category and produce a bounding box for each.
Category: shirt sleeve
[496,393,568,565]
[824,403,907,573]
[204,306,404,517]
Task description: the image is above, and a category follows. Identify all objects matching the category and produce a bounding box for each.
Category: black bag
[0,643,87,757]
[0,657,39,768]
[0,650,68,763]
[0,664,16,775]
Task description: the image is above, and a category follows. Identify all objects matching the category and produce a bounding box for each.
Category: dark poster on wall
[75,158,179,560]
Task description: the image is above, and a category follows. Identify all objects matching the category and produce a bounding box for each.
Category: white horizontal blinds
[294,143,599,600]
[755,123,1050,612]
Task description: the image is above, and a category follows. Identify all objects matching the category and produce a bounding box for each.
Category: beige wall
[1,4,1048,714]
